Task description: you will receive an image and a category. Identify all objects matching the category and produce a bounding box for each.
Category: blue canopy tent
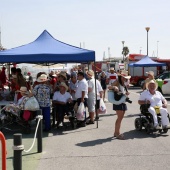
[0,30,95,63]
[129,55,166,67]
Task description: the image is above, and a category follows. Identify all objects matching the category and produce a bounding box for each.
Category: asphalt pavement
[2,87,170,170]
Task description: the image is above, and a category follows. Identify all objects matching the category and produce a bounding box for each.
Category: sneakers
[86,120,94,125]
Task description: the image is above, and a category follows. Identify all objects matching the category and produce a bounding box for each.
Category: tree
[122,46,129,61]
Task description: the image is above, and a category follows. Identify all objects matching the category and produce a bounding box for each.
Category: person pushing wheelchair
[138,80,170,130]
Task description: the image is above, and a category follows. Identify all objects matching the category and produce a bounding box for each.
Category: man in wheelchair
[138,80,170,130]
[52,82,72,128]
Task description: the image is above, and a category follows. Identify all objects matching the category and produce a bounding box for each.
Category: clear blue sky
[0,0,170,61]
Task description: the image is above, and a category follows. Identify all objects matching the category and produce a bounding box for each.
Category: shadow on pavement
[99,114,116,118]
[76,137,113,147]
[123,129,169,140]
[124,113,141,118]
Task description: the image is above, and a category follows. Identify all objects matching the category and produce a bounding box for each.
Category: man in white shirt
[138,80,170,130]
[53,82,72,127]
[75,71,88,125]
[107,67,118,85]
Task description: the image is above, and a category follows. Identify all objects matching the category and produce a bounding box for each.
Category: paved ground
[1,87,170,170]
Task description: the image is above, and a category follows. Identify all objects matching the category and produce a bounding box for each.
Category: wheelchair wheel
[134,118,142,131]
[145,124,151,134]
[163,129,168,133]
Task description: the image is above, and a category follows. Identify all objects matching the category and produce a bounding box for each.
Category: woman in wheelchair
[2,86,30,116]
[138,80,170,130]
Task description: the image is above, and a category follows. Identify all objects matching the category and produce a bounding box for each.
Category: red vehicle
[127,54,168,86]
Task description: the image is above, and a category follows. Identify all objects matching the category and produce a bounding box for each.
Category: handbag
[24,96,40,111]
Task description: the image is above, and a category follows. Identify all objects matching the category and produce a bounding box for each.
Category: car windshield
[156,72,170,80]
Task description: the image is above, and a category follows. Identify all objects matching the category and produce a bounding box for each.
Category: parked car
[162,79,170,94]
[156,71,170,94]
[140,71,170,94]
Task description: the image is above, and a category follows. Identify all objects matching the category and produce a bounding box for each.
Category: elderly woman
[52,82,72,128]
[33,74,51,132]
[108,70,131,140]
[2,86,30,116]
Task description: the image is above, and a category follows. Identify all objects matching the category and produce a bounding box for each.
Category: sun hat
[51,74,57,77]
[110,67,115,71]
[19,86,29,94]
[37,74,48,82]
[87,70,94,77]
[59,72,67,79]
[120,70,131,79]
[146,71,154,77]
[84,67,88,70]
[59,82,68,91]
[146,79,158,90]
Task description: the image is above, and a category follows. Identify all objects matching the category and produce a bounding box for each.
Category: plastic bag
[76,102,85,121]
[24,96,40,111]
[99,99,107,114]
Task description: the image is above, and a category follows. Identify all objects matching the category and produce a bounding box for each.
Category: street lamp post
[157,41,159,58]
[122,41,125,62]
[145,27,150,56]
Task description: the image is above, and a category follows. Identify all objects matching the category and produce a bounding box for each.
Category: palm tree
[122,46,129,61]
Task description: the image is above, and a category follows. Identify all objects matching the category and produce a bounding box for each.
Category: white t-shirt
[96,79,103,100]
[88,78,95,100]
[88,78,103,100]
[53,91,72,103]
[139,90,165,107]
[107,73,118,84]
[75,78,88,99]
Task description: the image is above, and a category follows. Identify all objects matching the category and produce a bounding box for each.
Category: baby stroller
[0,105,36,134]
[134,104,170,134]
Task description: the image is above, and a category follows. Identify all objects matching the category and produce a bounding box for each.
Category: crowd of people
[0,66,122,132]
[1,65,170,140]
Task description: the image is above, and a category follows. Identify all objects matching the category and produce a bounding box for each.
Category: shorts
[87,98,96,112]
[113,103,127,111]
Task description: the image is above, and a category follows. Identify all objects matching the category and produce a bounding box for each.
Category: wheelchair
[52,102,78,130]
[134,104,170,134]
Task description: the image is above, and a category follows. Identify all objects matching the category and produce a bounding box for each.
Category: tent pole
[93,61,98,128]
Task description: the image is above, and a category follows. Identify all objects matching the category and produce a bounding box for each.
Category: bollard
[13,133,24,170]
[36,109,43,153]
[0,132,6,170]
